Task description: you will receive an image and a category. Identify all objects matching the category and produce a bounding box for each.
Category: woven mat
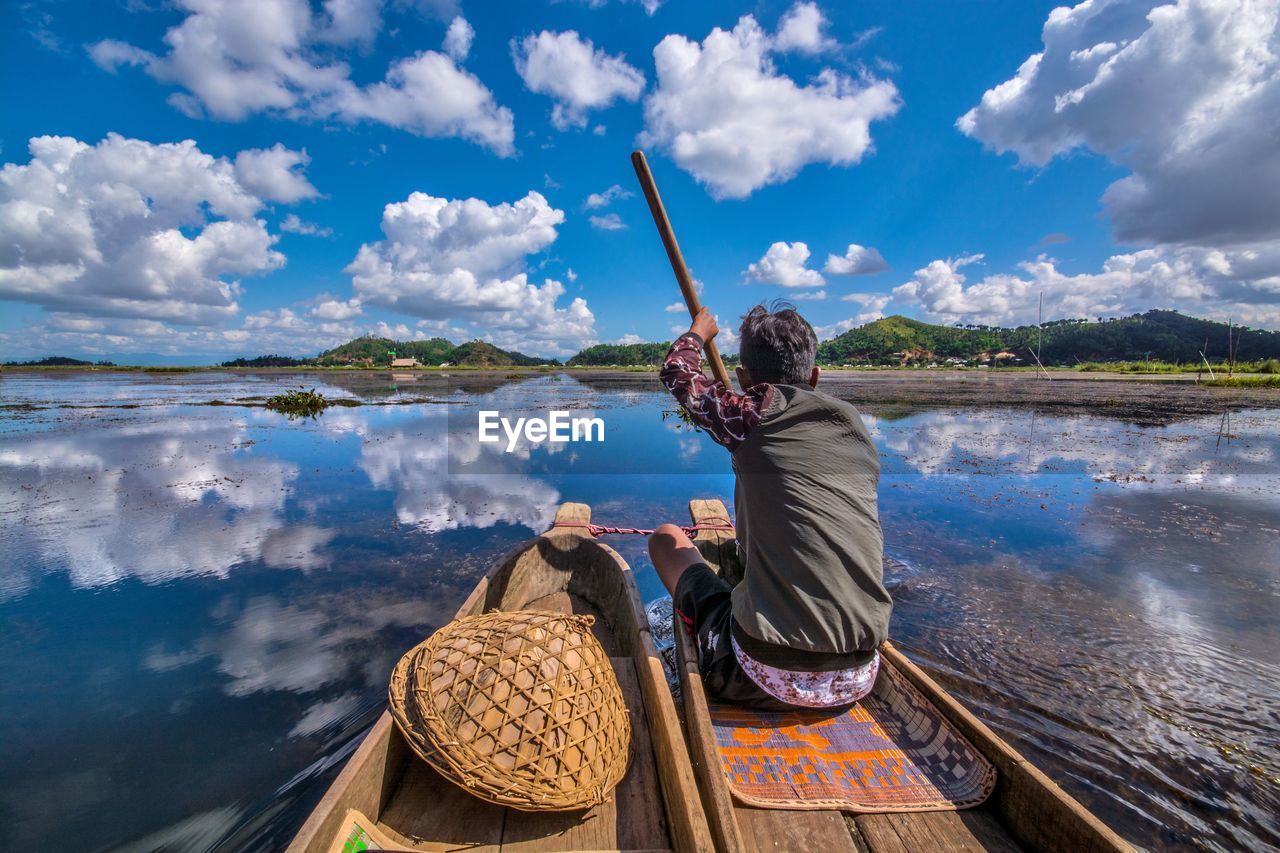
[709,663,997,812]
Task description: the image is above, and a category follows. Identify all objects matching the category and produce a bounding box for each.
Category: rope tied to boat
[551,518,735,538]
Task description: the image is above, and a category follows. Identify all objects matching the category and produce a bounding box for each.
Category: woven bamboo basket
[388,610,632,812]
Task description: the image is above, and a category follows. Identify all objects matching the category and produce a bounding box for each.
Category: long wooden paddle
[631,150,733,389]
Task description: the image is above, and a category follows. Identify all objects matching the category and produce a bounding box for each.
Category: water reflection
[0,373,1277,851]
[0,416,329,597]
[353,398,564,533]
[869,408,1279,498]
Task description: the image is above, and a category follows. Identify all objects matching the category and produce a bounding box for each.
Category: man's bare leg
[649,523,706,597]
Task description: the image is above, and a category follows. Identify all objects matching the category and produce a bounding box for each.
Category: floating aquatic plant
[661,406,703,433]
[265,387,333,419]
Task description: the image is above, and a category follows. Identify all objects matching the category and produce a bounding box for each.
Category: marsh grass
[1079,360,1195,373]
[1078,358,1280,375]
[265,387,341,418]
[1205,375,1280,388]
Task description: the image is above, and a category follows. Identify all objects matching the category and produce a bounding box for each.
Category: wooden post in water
[1228,318,1235,377]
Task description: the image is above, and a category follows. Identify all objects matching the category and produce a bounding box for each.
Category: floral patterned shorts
[673,562,879,711]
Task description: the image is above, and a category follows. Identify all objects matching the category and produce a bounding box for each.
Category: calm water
[1,371,1277,852]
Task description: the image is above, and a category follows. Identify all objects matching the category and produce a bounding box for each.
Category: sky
[2,0,1279,362]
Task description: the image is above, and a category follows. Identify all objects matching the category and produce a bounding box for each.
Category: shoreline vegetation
[3,310,1279,382]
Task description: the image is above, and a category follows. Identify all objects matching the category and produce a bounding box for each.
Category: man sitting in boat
[650,302,892,710]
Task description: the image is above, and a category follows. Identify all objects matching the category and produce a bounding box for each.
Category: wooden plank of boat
[287,502,716,853]
[679,499,1133,853]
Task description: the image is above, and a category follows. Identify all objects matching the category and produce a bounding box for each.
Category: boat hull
[287,503,714,852]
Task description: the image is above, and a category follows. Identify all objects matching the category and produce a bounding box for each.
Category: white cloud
[664,302,686,313]
[640,13,900,198]
[575,0,664,19]
[670,316,738,353]
[584,184,633,209]
[842,292,891,310]
[89,0,514,154]
[0,134,301,325]
[816,292,891,336]
[773,2,838,55]
[442,16,474,61]
[824,243,889,276]
[713,315,739,353]
[513,30,646,130]
[615,333,644,345]
[566,267,578,282]
[321,52,515,154]
[233,144,319,203]
[958,0,1280,248]
[589,213,626,231]
[310,297,362,320]
[793,289,826,301]
[347,190,596,355]
[892,247,1280,329]
[280,213,333,237]
[0,308,372,360]
[745,241,824,287]
[319,0,383,47]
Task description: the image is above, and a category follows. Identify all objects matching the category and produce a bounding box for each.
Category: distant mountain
[817,310,1280,366]
[449,340,556,367]
[3,356,115,367]
[221,355,306,367]
[560,310,1280,369]
[567,342,673,366]
[314,336,556,367]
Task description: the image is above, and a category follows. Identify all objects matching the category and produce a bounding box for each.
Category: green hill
[449,340,555,367]
[567,342,673,366]
[818,316,1002,364]
[560,311,1280,369]
[3,356,116,367]
[314,336,555,367]
[818,310,1280,366]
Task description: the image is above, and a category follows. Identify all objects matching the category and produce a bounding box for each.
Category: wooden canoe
[287,503,716,853]
[679,498,1132,853]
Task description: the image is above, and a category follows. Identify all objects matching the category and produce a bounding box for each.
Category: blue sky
[2,0,1278,360]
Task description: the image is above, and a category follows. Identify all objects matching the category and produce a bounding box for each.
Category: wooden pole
[631,150,733,389]
[1228,318,1235,377]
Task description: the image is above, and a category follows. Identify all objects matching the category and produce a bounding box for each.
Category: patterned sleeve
[660,333,771,452]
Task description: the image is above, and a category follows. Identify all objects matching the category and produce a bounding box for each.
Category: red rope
[551,519,734,537]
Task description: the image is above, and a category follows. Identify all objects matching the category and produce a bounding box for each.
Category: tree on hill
[221,355,305,367]
[817,310,1280,365]
[313,335,554,367]
[817,316,1002,364]
[449,341,515,367]
[567,342,672,366]
[315,336,456,366]
[3,356,116,366]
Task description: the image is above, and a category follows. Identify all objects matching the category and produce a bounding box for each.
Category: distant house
[390,357,419,368]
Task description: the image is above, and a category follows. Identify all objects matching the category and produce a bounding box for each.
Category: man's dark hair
[738,301,818,384]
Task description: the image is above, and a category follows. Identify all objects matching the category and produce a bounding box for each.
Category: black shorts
[673,563,803,711]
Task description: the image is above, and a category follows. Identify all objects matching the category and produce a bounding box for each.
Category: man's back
[731,383,890,664]
[650,302,893,711]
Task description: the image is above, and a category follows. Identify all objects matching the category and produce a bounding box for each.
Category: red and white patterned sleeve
[660,333,771,452]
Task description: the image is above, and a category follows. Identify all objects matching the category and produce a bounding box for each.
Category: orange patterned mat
[708,663,997,812]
